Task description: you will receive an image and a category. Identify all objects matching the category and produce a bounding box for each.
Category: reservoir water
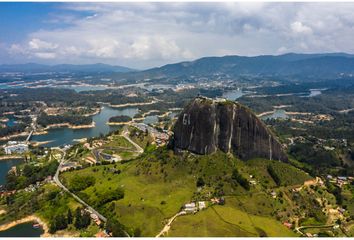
[144,115,159,125]
[31,106,139,147]
[308,89,322,97]
[0,222,44,237]
[54,85,108,92]
[222,89,244,100]
[0,158,23,185]
[261,109,289,120]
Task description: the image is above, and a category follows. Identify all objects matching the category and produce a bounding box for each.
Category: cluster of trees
[196,177,205,187]
[289,142,340,170]
[37,113,92,127]
[231,169,250,190]
[267,165,281,186]
[106,218,126,237]
[92,188,124,208]
[0,123,26,137]
[49,207,91,234]
[108,115,132,123]
[325,180,343,205]
[68,175,96,192]
[5,160,59,190]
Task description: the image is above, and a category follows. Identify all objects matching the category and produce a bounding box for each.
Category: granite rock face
[172,97,288,161]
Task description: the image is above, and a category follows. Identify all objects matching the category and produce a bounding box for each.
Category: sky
[2,2,354,69]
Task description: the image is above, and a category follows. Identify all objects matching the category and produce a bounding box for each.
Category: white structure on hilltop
[3,141,28,155]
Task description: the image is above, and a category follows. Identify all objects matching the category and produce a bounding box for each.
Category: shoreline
[30,140,54,147]
[107,121,133,125]
[0,155,23,161]
[43,121,96,130]
[45,107,102,117]
[0,215,49,237]
[258,110,312,118]
[0,132,28,141]
[0,122,95,141]
[109,100,157,108]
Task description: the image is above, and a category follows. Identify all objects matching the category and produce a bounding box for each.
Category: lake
[222,89,244,100]
[53,84,108,92]
[0,222,44,237]
[308,89,322,97]
[31,106,139,147]
[144,115,159,125]
[0,158,23,185]
[6,116,16,127]
[261,109,289,120]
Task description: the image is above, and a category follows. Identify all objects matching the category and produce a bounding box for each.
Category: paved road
[54,149,131,237]
[121,126,144,154]
[53,151,107,223]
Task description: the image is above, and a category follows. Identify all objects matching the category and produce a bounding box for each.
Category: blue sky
[2,2,354,69]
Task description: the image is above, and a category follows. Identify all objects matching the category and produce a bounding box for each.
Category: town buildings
[3,141,28,154]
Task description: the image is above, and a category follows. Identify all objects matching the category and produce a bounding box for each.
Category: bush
[196,177,205,187]
[267,165,281,186]
[69,175,96,192]
[232,169,250,190]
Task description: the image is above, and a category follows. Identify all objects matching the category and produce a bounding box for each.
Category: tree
[74,207,91,229]
[49,214,68,233]
[74,207,83,229]
[232,169,250,191]
[106,218,126,237]
[196,177,205,187]
[67,209,73,225]
[267,165,281,186]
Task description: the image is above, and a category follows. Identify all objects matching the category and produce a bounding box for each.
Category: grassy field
[245,158,312,187]
[60,149,320,237]
[104,135,135,149]
[61,156,197,236]
[169,197,298,237]
[101,135,139,160]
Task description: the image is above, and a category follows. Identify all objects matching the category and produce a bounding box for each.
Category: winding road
[53,151,107,222]
[121,126,144,154]
[53,135,141,237]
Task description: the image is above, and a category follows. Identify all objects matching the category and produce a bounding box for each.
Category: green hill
[60,147,315,237]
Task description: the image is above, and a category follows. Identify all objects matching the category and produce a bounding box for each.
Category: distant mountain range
[140,53,354,79]
[0,63,135,73]
[2,53,354,80]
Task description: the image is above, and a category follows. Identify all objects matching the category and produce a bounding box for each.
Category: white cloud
[5,3,354,68]
[28,38,58,50]
[34,52,57,59]
[290,21,313,35]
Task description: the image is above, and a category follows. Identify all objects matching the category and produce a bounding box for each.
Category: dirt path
[156,212,185,237]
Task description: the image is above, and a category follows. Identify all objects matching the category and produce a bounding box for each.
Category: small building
[249,180,257,185]
[338,176,348,181]
[184,202,197,213]
[198,201,206,210]
[283,222,292,229]
[210,197,225,205]
[270,191,277,198]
